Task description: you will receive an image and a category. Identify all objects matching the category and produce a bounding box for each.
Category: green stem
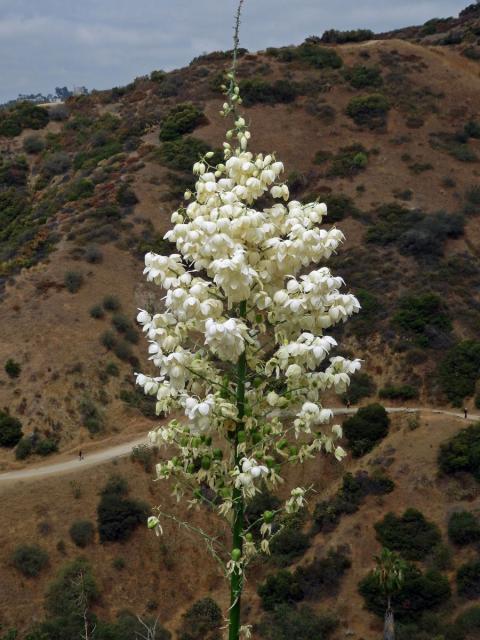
[229,299,247,640]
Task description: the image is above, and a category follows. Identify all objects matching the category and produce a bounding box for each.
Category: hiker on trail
[464,408,468,419]
[346,399,351,409]
[78,450,83,461]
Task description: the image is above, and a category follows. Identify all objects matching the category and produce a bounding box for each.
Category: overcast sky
[0,0,469,103]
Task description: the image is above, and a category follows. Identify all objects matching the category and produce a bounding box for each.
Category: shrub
[296,43,343,69]
[344,65,383,89]
[0,102,48,137]
[178,597,222,640]
[259,548,350,610]
[69,520,95,548]
[374,508,441,561]
[321,28,374,43]
[102,295,121,311]
[12,544,49,577]
[457,560,480,599]
[155,136,213,172]
[113,340,134,363]
[5,358,21,378]
[379,385,418,400]
[359,563,451,621]
[366,203,422,246]
[65,178,94,202]
[45,558,98,618]
[455,606,480,636]
[0,157,29,186]
[159,103,206,142]
[0,411,23,447]
[111,313,132,333]
[437,341,480,405]
[342,372,376,405]
[42,151,71,177]
[397,212,464,259]
[258,569,303,611]
[239,78,299,107]
[84,244,103,264]
[23,135,45,154]
[258,604,337,640]
[116,183,138,206]
[326,144,369,178]
[64,271,84,293]
[101,330,117,349]
[78,397,103,434]
[346,93,390,129]
[439,423,480,480]
[97,491,148,542]
[101,474,129,497]
[322,193,361,222]
[105,362,119,377]
[35,438,58,456]
[465,120,480,139]
[270,526,310,566]
[343,403,390,457]
[448,511,480,546]
[15,436,33,460]
[394,293,451,340]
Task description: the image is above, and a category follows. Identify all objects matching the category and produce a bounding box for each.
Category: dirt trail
[0,407,477,485]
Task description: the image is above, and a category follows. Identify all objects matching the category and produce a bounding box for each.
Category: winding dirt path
[0,407,478,484]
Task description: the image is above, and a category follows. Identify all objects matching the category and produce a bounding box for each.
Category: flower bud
[263,511,274,524]
[231,548,242,561]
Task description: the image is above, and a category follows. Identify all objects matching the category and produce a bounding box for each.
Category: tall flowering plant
[136,11,360,639]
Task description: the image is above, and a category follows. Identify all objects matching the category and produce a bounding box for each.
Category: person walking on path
[78,450,83,461]
[464,408,468,419]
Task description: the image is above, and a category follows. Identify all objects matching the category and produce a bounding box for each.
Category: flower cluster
[136,77,360,577]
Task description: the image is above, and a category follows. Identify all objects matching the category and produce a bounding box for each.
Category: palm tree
[373,548,407,640]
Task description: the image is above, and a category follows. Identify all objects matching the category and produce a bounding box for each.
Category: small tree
[137,3,360,639]
[0,411,23,447]
[373,548,407,640]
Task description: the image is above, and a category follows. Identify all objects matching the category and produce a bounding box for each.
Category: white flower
[204,317,247,362]
[184,396,216,434]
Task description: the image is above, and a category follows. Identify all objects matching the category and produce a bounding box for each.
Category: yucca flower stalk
[137,4,360,638]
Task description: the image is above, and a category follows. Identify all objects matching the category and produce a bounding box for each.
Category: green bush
[69,520,95,548]
[439,422,480,480]
[437,341,480,405]
[326,144,369,178]
[45,558,98,618]
[116,183,138,206]
[323,193,361,222]
[119,387,157,418]
[344,65,382,89]
[296,43,343,69]
[102,295,121,311]
[258,604,337,640]
[270,525,310,566]
[42,151,71,177]
[239,78,299,107]
[64,271,84,293]
[84,244,103,264]
[155,137,213,172]
[15,436,33,460]
[393,293,451,347]
[0,157,29,186]
[366,203,422,246]
[35,438,58,456]
[258,548,350,610]
[78,397,103,434]
[359,563,451,621]
[113,340,135,364]
[12,544,49,577]
[97,479,148,542]
[178,597,222,640]
[5,358,21,378]
[111,313,132,333]
[0,102,49,137]
[342,372,376,405]
[457,560,480,599]
[101,330,117,349]
[89,305,104,319]
[23,135,45,154]
[101,474,129,497]
[448,511,480,546]
[465,120,480,139]
[379,385,418,400]
[343,403,390,457]
[321,28,374,43]
[374,508,442,561]
[0,411,23,447]
[159,103,206,142]
[346,93,390,129]
[313,470,394,532]
[65,178,95,202]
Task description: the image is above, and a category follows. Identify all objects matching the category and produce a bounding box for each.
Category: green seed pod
[213,448,223,460]
[245,533,253,542]
[289,446,298,457]
[263,511,274,523]
[186,464,195,474]
[201,456,211,470]
[252,431,262,444]
[277,439,288,450]
[237,431,246,443]
[231,548,242,561]
[264,456,275,468]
